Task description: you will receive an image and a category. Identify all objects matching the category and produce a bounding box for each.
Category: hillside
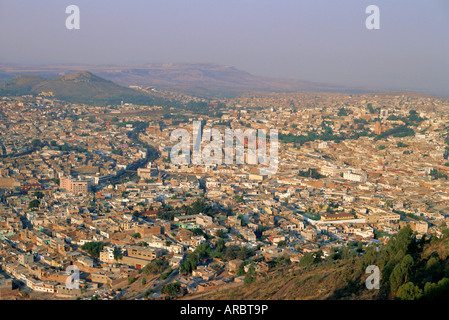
[205,226,449,300]
[0,63,384,97]
[0,71,168,106]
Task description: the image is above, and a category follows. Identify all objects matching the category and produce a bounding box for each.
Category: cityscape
[0,1,449,309]
[1,89,449,301]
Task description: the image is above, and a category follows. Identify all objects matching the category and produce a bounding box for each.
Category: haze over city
[3,0,449,308]
[0,0,448,96]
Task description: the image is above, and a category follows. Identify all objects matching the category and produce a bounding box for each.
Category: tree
[30,139,42,148]
[224,245,239,261]
[28,199,40,209]
[237,246,250,260]
[397,282,422,300]
[422,278,449,300]
[244,263,257,286]
[180,253,199,274]
[113,246,123,263]
[82,242,104,259]
[356,242,364,253]
[425,257,443,282]
[186,198,207,215]
[143,288,154,299]
[161,282,181,296]
[299,253,315,267]
[127,276,136,285]
[216,229,227,239]
[237,262,246,276]
[160,267,173,280]
[143,258,167,275]
[215,238,225,252]
[277,240,287,248]
[389,254,414,294]
[313,250,323,264]
[33,191,44,199]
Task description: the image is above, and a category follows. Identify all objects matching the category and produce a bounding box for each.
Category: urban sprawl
[1,90,449,300]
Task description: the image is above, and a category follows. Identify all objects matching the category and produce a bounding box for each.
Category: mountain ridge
[0,63,388,98]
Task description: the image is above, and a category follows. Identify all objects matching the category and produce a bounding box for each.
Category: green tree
[224,245,239,261]
[216,229,227,239]
[30,139,42,148]
[277,240,287,248]
[143,258,167,275]
[127,276,136,285]
[161,267,173,280]
[28,199,40,209]
[397,282,422,300]
[389,254,414,294]
[237,246,250,260]
[113,246,123,263]
[33,191,44,199]
[180,253,199,274]
[422,278,449,300]
[244,263,257,286]
[299,253,315,267]
[161,282,181,296]
[425,256,443,282]
[82,242,104,259]
[143,288,154,299]
[215,238,225,252]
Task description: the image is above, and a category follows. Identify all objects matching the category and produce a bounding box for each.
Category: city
[1,1,449,310]
[1,89,449,300]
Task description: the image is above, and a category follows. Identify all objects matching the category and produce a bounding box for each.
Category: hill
[0,71,168,106]
[204,226,449,300]
[0,63,384,97]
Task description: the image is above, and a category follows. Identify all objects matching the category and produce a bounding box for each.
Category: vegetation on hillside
[207,226,449,300]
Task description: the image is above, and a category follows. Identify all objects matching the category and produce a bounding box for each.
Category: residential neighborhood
[1,90,449,300]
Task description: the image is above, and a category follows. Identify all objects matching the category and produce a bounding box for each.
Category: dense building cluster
[1,90,449,300]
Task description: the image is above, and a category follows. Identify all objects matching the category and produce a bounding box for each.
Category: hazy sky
[0,0,448,96]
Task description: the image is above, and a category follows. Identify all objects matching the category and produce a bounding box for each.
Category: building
[375,121,382,135]
[321,212,355,221]
[0,275,14,299]
[60,177,91,194]
[343,170,367,183]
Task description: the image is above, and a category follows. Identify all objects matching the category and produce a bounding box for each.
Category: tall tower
[375,121,382,135]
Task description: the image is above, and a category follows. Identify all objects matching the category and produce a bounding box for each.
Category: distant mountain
[0,71,164,106]
[0,63,385,97]
[2,74,44,94]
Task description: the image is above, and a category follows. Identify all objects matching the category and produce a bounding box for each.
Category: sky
[0,0,448,96]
